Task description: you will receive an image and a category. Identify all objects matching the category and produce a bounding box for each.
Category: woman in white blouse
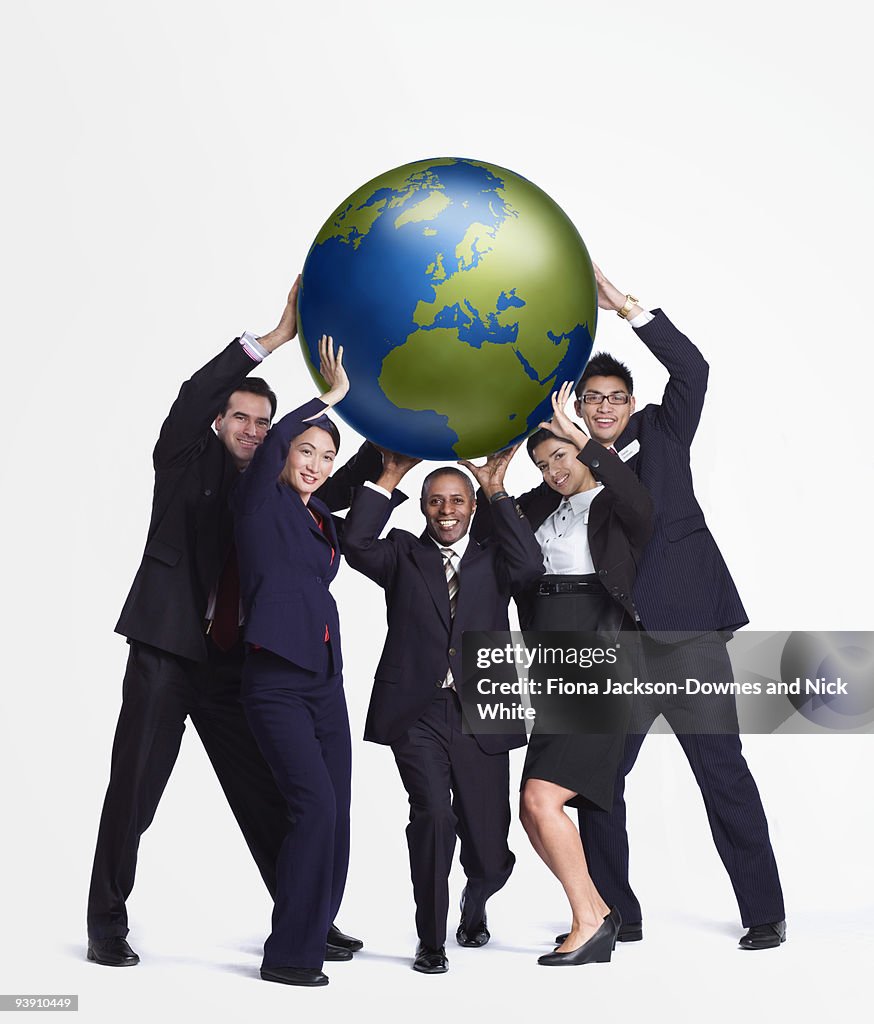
[518,383,652,967]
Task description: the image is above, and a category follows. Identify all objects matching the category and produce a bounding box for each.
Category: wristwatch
[617,294,639,320]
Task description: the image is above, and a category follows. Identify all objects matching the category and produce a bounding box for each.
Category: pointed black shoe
[324,943,353,961]
[539,909,620,966]
[87,937,140,967]
[739,920,786,950]
[260,966,329,986]
[327,923,364,952]
[456,886,490,947]
[413,942,449,974]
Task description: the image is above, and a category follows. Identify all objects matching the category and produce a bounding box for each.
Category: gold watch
[617,294,639,319]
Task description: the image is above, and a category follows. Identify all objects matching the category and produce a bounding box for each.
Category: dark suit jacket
[476,440,653,624]
[116,347,383,663]
[232,398,401,674]
[343,487,544,753]
[475,311,748,636]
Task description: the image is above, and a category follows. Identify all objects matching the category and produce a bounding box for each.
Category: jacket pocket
[144,539,182,566]
[664,513,707,542]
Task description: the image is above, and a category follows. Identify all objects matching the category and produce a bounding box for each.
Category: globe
[298,157,597,461]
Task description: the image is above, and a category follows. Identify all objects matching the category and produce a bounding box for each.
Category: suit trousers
[241,646,351,970]
[87,639,287,939]
[578,632,785,928]
[390,690,515,948]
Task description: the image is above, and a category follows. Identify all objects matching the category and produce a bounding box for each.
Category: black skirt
[520,575,632,812]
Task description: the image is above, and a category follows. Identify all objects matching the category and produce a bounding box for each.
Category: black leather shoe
[555,920,642,944]
[413,942,449,974]
[327,923,364,952]
[739,920,786,950]
[325,943,353,961]
[456,886,490,947]
[87,937,140,967]
[539,909,620,966]
[260,966,329,986]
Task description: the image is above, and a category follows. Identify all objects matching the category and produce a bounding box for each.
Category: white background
[2,0,872,1019]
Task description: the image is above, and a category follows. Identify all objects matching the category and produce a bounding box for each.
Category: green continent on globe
[299,157,596,461]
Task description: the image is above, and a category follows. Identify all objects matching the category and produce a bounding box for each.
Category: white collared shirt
[535,486,604,574]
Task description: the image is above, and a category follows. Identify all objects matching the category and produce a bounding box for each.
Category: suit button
[448,647,456,657]
[204,489,212,496]
[436,680,443,688]
[316,577,322,584]
[611,586,619,594]
[598,569,607,577]
[591,458,600,469]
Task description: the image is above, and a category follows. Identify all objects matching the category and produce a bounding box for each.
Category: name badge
[617,439,640,462]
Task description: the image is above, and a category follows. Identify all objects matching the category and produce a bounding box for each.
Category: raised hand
[539,381,587,451]
[259,274,301,352]
[318,334,349,407]
[592,262,642,318]
[375,447,421,491]
[458,444,520,498]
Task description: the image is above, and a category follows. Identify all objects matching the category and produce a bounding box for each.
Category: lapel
[453,539,488,626]
[411,534,451,629]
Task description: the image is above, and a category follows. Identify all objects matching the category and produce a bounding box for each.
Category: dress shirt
[535,486,604,573]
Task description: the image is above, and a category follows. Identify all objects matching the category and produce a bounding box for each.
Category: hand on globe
[318,334,349,407]
[592,263,642,319]
[259,274,301,352]
[374,448,421,492]
[539,381,588,451]
[458,444,520,498]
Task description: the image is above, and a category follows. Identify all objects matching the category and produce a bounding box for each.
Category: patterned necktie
[441,548,458,689]
[441,548,459,619]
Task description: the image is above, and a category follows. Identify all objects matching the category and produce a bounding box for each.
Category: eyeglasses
[579,391,631,405]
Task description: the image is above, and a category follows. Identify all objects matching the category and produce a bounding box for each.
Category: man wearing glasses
[477,265,786,951]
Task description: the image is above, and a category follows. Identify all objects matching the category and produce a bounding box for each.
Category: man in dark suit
[87,280,376,966]
[481,265,786,952]
[343,452,543,973]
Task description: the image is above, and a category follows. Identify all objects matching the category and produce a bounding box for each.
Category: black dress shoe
[457,886,490,947]
[413,942,449,974]
[87,937,140,967]
[739,920,786,950]
[539,909,620,966]
[260,966,329,986]
[555,920,642,945]
[327,923,364,952]
[324,943,353,961]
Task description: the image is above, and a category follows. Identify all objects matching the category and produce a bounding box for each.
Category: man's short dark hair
[576,352,634,398]
[420,466,475,502]
[299,414,341,455]
[526,427,577,461]
[221,378,278,420]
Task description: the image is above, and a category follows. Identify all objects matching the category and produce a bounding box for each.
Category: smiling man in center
[342,450,543,974]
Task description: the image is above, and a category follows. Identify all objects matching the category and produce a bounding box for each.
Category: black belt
[537,578,603,596]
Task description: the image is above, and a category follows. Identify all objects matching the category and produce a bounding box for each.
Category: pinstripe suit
[482,311,785,929]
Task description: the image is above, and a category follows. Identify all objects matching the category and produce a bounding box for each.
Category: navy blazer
[479,311,748,637]
[343,486,544,753]
[232,398,345,673]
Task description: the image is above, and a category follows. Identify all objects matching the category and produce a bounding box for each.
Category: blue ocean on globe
[298,157,597,461]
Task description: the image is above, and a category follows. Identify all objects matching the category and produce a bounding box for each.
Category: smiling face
[574,374,635,447]
[214,391,273,469]
[531,437,590,497]
[280,426,337,503]
[421,471,476,546]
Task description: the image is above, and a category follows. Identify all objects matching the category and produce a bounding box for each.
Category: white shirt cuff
[628,309,654,328]
[239,331,270,361]
[364,480,392,500]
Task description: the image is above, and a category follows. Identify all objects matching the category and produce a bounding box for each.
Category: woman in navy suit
[232,337,353,988]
